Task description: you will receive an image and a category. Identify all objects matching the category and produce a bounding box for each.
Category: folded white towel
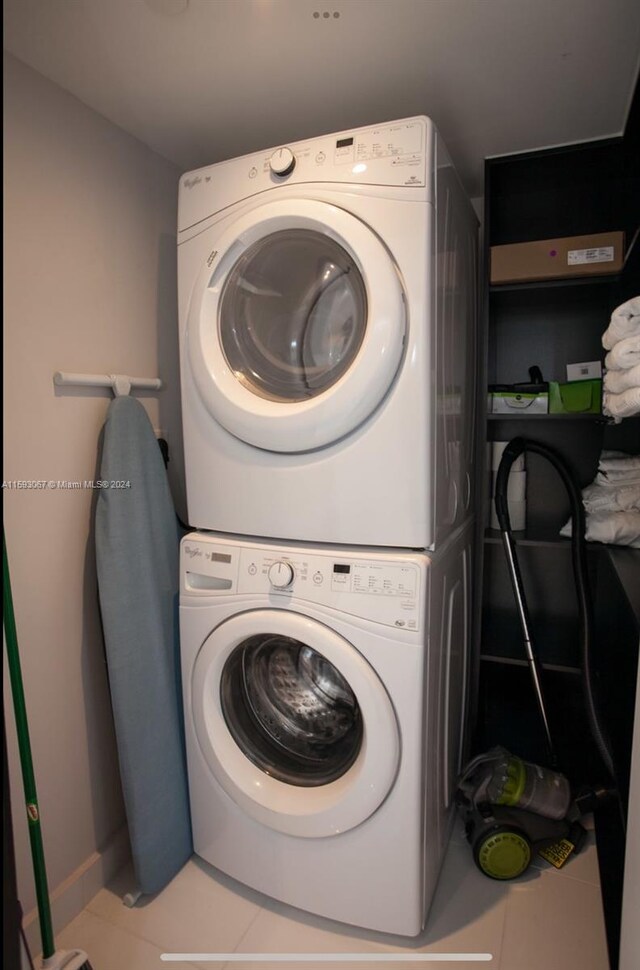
[603,362,640,393]
[596,471,640,488]
[595,453,640,486]
[615,297,640,317]
[601,450,639,461]
[602,295,640,349]
[602,314,640,350]
[604,334,640,370]
[603,386,640,421]
[581,482,640,514]
[560,511,640,548]
[560,451,640,546]
[598,453,640,474]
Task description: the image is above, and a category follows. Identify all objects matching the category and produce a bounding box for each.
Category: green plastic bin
[548,379,602,414]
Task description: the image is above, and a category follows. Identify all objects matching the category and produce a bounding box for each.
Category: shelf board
[488,412,608,422]
[485,527,567,547]
[480,654,581,675]
[484,528,603,549]
[489,274,620,293]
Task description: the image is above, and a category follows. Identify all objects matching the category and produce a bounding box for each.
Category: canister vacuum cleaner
[456,436,618,880]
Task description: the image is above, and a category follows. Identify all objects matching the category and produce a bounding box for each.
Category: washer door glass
[219,230,367,403]
[186,199,406,453]
[220,634,363,787]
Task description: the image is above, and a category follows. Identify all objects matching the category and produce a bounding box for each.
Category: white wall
[3,52,184,936]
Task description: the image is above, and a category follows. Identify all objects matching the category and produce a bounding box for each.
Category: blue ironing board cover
[95,396,191,894]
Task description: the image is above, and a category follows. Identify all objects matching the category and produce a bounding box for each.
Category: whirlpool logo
[183,545,203,559]
[183,176,202,190]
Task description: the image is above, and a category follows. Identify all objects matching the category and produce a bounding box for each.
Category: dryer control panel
[178,116,434,233]
[180,535,426,631]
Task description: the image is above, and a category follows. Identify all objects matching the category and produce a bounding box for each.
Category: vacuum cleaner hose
[495,437,616,782]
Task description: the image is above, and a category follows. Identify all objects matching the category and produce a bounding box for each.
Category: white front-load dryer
[178,117,478,549]
[179,527,472,936]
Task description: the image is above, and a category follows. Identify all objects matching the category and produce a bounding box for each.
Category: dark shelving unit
[475,83,640,970]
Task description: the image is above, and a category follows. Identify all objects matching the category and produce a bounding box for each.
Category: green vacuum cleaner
[457,436,617,880]
[456,746,591,878]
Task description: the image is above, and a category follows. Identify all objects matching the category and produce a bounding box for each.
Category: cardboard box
[490,391,549,414]
[490,232,624,284]
[548,379,602,415]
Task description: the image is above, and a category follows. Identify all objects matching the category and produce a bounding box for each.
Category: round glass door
[219,230,367,403]
[191,609,400,837]
[220,633,363,787]
[186,199,406,453]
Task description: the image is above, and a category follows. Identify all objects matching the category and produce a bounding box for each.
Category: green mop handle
[3,530,56,959]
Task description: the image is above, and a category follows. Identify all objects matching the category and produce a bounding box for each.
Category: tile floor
[50,819,609,970]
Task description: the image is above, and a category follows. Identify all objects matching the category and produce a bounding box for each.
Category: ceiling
[4,0,640,197]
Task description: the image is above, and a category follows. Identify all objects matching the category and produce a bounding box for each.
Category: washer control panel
[180,536,425,631]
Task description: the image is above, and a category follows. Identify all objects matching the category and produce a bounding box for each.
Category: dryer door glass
[219,229,367,402]
[220,633,363,787]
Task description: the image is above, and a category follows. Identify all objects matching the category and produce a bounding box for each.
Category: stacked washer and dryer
[177,117,478,936]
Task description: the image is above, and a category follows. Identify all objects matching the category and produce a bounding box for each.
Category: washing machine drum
[190,609,400,837]
[220,634,363,787]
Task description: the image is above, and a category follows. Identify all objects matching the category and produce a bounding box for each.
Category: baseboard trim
[22,824,130,958]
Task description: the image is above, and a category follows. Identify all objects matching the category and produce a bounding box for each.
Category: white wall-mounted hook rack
[53,371,163,395]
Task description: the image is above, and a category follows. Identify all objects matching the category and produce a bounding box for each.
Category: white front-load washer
[180,525,472,936]
[178,117,478,549]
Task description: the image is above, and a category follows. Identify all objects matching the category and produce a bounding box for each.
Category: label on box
[566,360,602,381]
[567,247,614,265]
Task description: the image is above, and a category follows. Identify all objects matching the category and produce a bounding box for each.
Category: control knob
[269,147,296,177]
[268,560,295,589]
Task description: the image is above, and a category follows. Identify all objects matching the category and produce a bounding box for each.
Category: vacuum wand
[495,438,556,765]
[502,527,556,764]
